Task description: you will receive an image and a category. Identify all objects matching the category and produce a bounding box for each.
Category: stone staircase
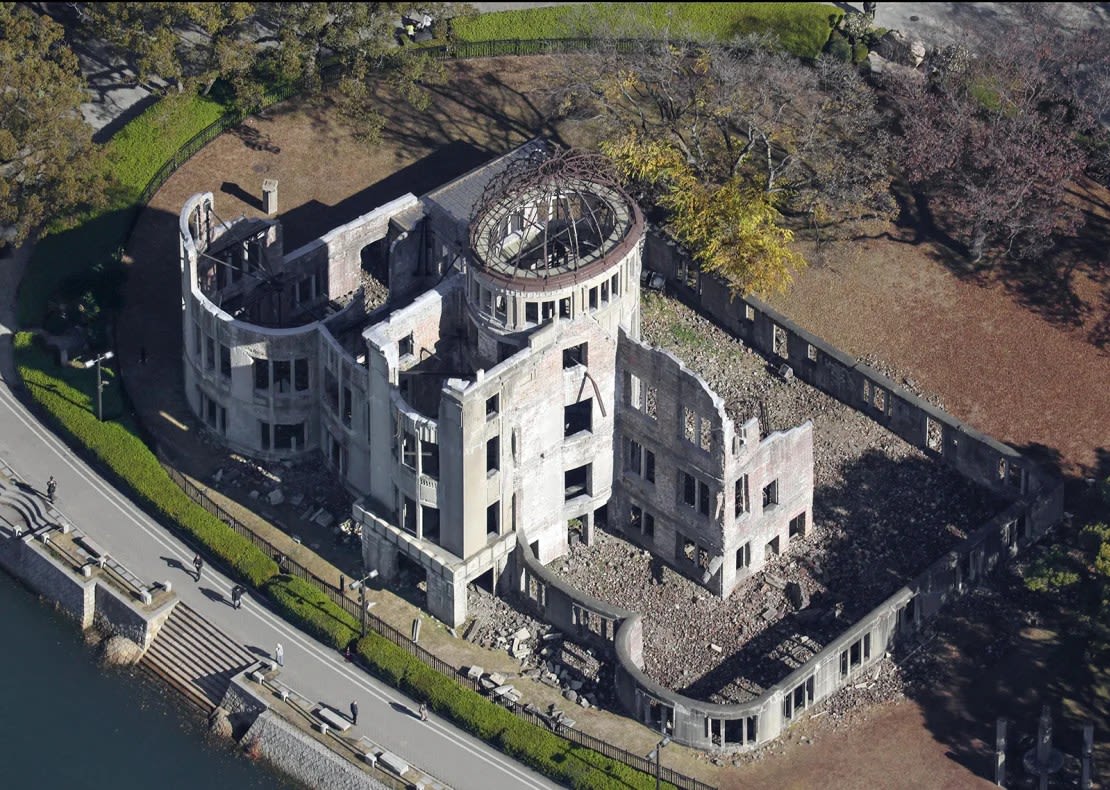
[0,478,53,538]
[140,602,255,713]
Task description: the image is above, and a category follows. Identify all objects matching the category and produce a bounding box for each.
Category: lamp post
[82,350,115,421]
[349,570,379,636]
[646,735,671,790]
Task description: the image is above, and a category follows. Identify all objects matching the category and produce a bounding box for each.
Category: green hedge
[264,575,360,649]
[355,634,675,790]
[451,2,842,60]
[13,332,277,586]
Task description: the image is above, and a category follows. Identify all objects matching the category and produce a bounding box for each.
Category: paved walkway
[0,251,559,790]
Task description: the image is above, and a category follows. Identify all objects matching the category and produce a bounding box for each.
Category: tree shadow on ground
[891,176,1110,347]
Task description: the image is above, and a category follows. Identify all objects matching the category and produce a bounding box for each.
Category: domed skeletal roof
[468,144,636,282]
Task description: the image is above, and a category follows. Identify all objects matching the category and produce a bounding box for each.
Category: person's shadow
[389,701,421,719]
[199,587,229,606]
[160,556,187,575]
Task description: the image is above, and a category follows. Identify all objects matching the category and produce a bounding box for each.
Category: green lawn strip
[18,92,228,329]
[13,332,277,586]
[450,2,842,59]
[355,633,676,790]
[263,574,360,650]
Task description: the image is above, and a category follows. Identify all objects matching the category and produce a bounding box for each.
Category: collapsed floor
[547,292,1005,703]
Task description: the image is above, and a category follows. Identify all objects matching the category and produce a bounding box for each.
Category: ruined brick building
[178,141,814,628]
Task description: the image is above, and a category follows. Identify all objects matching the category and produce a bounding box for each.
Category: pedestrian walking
[231,585,244,610]
[350,700,359,725]
[419,702,428,721]
[275,642,284,667]
[192,554,203,582]
[46,476,57,503]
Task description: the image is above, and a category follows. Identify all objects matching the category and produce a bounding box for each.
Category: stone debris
[536,295,1004,704]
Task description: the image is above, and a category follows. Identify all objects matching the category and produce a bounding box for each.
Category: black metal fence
[163,464,713,790]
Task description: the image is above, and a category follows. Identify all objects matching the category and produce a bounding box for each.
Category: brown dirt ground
[118,55,1109,789]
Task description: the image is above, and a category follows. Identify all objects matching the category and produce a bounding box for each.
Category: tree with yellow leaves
[603,132,804,298]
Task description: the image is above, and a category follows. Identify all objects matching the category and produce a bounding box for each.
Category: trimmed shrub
[355,633,676,789]
[264,575,359,649]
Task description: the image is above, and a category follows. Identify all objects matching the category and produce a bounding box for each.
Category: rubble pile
[208,453,357,550]
[463,585,614,710]
[545,294,1005,702]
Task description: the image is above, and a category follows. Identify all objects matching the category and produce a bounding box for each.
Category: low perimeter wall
[0,531,177,649]
[509,229,1064,751]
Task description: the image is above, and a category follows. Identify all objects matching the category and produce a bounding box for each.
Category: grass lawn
[450,2,843,59]
[17,91,227,329]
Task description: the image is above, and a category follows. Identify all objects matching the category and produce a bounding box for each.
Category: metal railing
[162,463,713,790]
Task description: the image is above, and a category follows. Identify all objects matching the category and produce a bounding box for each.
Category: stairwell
[139,602,255,713]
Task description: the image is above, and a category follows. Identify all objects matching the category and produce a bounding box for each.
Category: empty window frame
[559,297,571,319]
[401,431,417,469]
[273,360,291,394]
[766,535,780,557]
[762,479,779,509]
[588,287,599,310]
[294,358,309,391]
[402,496,417,535]
[736,541,751,570]
[564,399,592,436]
[324,369,339,412]
[486,394,499,418]
[398,333,414,358]
[486,435,500,474]
[421,440,440,478]
[626,438,656,483]
[273,422,305,450]
[541,301,556,321]
[220,344,231,378]
[563,342,588,369]
[525,302,539,324]
[341,385,352,426]
[682,407,713,451]
[253,358,269,390]
[260,421,271,450]
[494,293,508,323]
[789,512,806,539]
[565,464,591,501]
[681,471,711,517]
[487,501,500,536]
[735,475,749,518]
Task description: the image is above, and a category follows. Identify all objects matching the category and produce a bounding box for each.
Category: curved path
[0,249,557,790]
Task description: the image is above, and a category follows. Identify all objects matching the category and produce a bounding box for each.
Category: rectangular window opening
[564,399,592,437]
[399,333,414,357]
[421,441,439,478]
[525,302,539,323]
[220,344,231,378]
[762,480,779,509]
[486,394,499,417]
[487,501,500,537]
[253,358,269,390]
[736,542,751,570]
[401,431,417,469]
[294,358,309,391]
[487,436,500,474]
[735,476,749,518]
[789,512,806,539]
[563,342,588,369]
[564,464,591,501]
[273,360,291,394]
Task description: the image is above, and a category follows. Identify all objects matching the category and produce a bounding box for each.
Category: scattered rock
[101,635,143,666]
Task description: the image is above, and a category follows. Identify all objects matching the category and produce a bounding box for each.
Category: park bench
[315,706,351,733]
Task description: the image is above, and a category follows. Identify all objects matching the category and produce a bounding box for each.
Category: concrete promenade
[0,249,557,789]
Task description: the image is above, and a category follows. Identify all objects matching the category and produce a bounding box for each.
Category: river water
[0,570,297,790]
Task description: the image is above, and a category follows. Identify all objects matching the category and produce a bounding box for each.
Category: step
[143,640,229,705]
[146,629,242,693]
[158,616,252,677]
[169,603,254,659]
[137,658,213,714]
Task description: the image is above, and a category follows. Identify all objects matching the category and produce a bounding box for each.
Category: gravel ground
[550,292,1005,703]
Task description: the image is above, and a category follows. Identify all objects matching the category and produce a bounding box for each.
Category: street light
[82,350,115,421]
[349,569,379,637]
[646,735,671,790]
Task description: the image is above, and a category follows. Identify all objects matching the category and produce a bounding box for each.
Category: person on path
[46,476,57,503]
[192,554,203,582]
[275,642,284,667]
[350,700,359,725]
[231,585,244,610]
[419,702,428,721]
